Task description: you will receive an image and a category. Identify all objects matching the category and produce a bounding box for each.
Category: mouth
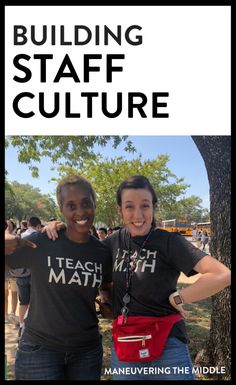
[75,219,89,225]
[132,222,145,227]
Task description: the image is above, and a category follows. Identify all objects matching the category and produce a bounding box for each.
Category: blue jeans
[15,339,103,380]
[111,337,195,380]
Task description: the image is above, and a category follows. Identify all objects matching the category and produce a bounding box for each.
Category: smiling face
[59,185,95,243]
[118,188,154,237]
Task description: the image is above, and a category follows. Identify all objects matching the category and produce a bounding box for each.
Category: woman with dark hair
[104,175,230,380]
[42,174,231,381]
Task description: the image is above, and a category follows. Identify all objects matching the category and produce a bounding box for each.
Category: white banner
[5,5,231,135]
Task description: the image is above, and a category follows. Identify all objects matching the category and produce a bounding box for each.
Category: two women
[5,174,231,380]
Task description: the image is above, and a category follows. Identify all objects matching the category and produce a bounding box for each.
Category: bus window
[159,219,192,236]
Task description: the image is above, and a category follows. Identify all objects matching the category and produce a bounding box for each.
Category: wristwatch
[172,290,184,305]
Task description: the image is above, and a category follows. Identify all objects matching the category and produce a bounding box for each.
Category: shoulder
[150,228,177,243]
[154,228,172,238]
[155,228,187,241]
[148,228,186,252]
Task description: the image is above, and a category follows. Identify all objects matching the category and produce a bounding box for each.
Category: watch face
[173,295,182,305]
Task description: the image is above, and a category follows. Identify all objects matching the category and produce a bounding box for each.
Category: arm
[43,221,66,240]
[96,282,114,319]
[5,232,37,255]
[169,255,231,308]
[99,281,113,304]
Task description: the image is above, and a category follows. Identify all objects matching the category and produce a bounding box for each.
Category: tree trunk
[191,136,231,380]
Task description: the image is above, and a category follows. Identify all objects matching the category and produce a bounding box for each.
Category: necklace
[129,228,154,270]
[121,226,154,320]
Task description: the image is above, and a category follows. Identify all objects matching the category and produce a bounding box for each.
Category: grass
[177,283,212,375]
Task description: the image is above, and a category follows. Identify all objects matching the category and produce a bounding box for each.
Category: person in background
[196,229,202,248]
[16,217,42,341]
[98,227,107,241]
[192,226,197,242]
[107,226,113,236]
[201,231,209,251]
[90,225,99,239]
[5,220,19,325]
[5,175,112,380]
[16,220,28,236]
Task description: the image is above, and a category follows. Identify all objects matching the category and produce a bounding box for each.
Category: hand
[168,293,189,320]
[5,233,37,255]
[95,298,114,320]
[42,221,66,240]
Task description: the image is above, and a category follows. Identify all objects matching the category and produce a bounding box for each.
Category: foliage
[5,136,209,225]
[162,196,210,223]
[5,136,136,177]
[53,155,208,226]
[5,180,61,223]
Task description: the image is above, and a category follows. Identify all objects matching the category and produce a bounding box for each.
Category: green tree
[5,181,60,223]
[5,136,135,177]
[5,179,17,220]
[54,155,190,226]
[161,195,210,223]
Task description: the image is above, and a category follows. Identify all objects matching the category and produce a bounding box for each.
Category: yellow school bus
[159,219,192,236]
[196,222,211,237]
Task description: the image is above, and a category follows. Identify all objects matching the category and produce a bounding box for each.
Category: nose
[75,205,86,218]
[133,207,144,220]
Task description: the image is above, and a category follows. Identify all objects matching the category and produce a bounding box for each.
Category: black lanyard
[121,226,154,320]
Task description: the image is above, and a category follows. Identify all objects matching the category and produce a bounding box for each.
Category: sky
[5,136,210,209]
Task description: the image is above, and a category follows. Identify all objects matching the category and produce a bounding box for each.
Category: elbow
[221,269,231,289]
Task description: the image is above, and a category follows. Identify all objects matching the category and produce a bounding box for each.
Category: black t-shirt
[5,230,112,352]
[104,227,207,343]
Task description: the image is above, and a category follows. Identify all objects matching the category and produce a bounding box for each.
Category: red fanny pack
[112,314,181,362]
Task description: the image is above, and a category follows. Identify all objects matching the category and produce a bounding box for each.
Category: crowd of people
[192,227,210,251]
[5,174,231,380]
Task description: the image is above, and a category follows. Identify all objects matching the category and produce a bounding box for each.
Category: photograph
[5,135,231,380]
[4,3,231,381]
